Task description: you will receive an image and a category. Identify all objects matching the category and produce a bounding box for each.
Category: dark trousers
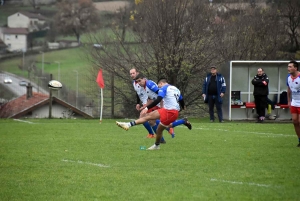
[254,95,267,118]
[208,95,223,121]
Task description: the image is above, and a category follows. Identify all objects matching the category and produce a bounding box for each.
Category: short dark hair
[157,78,168,84]
[289,60,299,70]
[134,73,145,80]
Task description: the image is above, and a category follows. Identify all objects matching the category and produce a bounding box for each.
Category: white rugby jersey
[133,81,147,104]
[287,73,300,107]
[158,84,182,111]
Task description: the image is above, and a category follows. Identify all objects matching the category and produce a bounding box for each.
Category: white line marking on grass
[210,178,279,188]
[13,119,34,124]
[62,159,110,168]
[188,127,294,137]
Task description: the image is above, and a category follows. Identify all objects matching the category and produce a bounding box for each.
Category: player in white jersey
[116,78,189,150]
[130,68,155,138]
[287,60,300,147]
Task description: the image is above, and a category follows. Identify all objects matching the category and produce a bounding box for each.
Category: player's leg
[140,112,155,138]
[116,110,160,131]
[169,117,192,130]
[148,124,166,150]
[149,119,166,143]
[147,109,178,150]
[290,106,300,147]
[154,119,175,138]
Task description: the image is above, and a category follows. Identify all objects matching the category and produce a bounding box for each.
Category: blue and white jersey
[287,73,300,107]
[145,80,159,100]
[158,84,182,111]
[133,81,147,104]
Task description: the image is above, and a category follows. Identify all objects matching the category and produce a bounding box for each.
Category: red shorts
[290,106,300,114]
[147,106,160,113]
[157,108,179,126]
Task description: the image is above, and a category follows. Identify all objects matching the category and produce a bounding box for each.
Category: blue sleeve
[146,80,159,93]
[158,86,167,98]
[179,94,183,101]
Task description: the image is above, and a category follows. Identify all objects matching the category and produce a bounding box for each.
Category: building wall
[25,103,83,119]
[4,33,27,52]
[0,27,4,41]
[8,13,30,28]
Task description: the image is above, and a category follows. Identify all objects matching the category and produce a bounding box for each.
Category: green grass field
[0,119,299,200]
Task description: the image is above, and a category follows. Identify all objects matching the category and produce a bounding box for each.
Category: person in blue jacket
[202,65,226,122]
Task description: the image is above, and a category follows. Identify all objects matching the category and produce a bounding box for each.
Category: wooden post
[111,73,114,118]
[49,74,52,119]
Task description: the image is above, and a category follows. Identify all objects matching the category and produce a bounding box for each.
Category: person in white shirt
[129,68,155,138]
[287,60,300,147]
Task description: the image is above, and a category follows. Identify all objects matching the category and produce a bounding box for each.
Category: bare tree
[280,0,300,52]
[54,0,100,44]
[212,6,285,60]
[87,0,218,114]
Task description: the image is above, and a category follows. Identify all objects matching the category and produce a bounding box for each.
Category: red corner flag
[96,69,105,88]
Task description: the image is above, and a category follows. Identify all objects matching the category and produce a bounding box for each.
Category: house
[0,85,93,119]
[8,11,48,32]
[0,27,29,52]
[0,11,48,52]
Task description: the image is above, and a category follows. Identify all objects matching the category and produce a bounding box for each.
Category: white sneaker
[147,144,160,150]
[116,121,129,131]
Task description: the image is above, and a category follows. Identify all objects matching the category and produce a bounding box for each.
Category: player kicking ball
[116,78,191,150]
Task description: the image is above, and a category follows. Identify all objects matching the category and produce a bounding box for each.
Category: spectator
[202,65,226,123]
[251,68,269,123]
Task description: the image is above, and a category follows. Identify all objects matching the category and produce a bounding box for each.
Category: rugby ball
[48,80,62,90]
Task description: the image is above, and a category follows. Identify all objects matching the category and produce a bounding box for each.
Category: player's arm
[142,96,163,111]
[135,93,141,110]
[287,87,291,107]
[178,95,186,110]
[136,93,140,104]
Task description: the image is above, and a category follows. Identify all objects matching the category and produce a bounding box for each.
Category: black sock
[155,142,160,146]
[130,121,136,126]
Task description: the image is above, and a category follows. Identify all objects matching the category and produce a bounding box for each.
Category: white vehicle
[93,44,104,49]
[4,77,12,84]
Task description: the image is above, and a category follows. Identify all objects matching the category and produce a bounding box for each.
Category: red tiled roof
[0,92,49,118]
[2,27,29,35]
[0,92,93,119]
[18,11,48,21]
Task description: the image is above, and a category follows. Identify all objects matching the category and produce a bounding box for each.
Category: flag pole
[100,88,103,124]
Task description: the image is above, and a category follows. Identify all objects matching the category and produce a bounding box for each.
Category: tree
[88,0,217,114]
[86,0,289,118]
[212,5,285,60]
[280,0,300,52]
[267,0,300,52]
[54,0,99,44]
